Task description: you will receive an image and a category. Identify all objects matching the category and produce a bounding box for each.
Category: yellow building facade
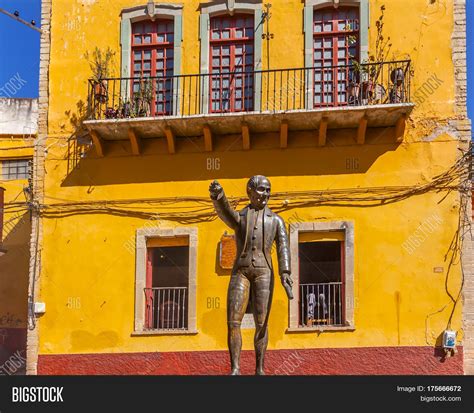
[0,98,36,375]
[27,0,472,374]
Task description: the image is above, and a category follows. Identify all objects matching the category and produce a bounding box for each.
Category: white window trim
[199,1,264,113]
[303,0,369,108]
[288,220,355,331]
[133,226,198,335]
[120,3,184,114]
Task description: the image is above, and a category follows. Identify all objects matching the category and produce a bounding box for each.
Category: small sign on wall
[219,233,236,270]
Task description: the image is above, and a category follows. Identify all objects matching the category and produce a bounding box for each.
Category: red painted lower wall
[37,346,463,375]
[0,327,27,375]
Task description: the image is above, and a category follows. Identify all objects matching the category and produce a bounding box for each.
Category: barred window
[145,237,190,331]
[1,159,30,180]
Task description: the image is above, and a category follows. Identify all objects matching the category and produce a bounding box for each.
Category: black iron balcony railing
[300,282,344,327]
[87,60,411,121]
[144,287,188,331]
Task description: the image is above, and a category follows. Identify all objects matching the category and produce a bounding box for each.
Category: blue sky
[0,0,41,98]
[0,0,472,123]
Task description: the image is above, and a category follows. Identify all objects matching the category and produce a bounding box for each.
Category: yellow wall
[38,0,463,355]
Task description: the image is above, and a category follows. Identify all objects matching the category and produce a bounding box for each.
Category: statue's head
[247,175,271,210]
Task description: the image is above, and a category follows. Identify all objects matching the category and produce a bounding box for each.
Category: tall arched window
[313,6,359,107]
[131,19,174,115]
[209,14,254,113]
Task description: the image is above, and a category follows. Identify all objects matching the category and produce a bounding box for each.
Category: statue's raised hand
[209,180,223,200]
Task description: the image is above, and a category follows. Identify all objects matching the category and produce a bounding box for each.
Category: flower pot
[348,82,360,97]
[105,107,117,119]
[347,82,360,105]
[390,68,405,87]
[93,80,108,104]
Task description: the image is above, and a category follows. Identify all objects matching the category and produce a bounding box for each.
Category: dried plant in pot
[85,47,116,104]
[348,5,393,105]
[133,77,154,117]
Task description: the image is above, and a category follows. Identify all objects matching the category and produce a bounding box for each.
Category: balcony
[83,60,414,155]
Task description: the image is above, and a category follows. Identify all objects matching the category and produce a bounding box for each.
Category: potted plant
[389,67,405,103]
[133,77,154,117]
[348,6,392,105]
[85,47,116,104]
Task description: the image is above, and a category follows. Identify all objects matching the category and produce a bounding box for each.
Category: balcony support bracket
[203,124,213,152]
[164,126,176,154]
[280,120,288,148]
[318,117,328,146]
[395,114,407,142]
[242,122,250,150]
[128,128,141,155]
[357,115,368,145]
[90,129,105,158]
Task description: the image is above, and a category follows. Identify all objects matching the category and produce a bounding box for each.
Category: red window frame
[144,244,189,330]
[209,14,254,113]
[340,240,346,324]
[313,6,359,107]
[145,248,154,328]
[297,240,346,327]
[131,19,174,116]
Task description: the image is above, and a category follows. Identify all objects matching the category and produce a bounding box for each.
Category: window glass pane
[1,159,30,180]
[338,21,347,31]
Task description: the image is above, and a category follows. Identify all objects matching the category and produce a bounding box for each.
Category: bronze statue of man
[209,175,293,375]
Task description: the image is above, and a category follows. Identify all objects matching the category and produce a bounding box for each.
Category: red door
[313,7,359,107]
[131,19,174,116]
[209,14,254,113]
